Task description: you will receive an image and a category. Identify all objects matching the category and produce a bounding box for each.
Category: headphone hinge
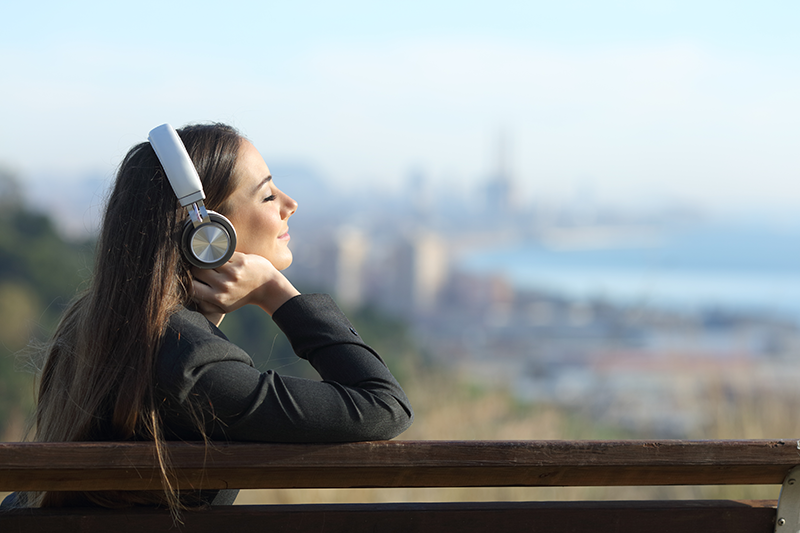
[187,201,211,227]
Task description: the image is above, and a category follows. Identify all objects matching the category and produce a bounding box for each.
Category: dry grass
[236,373,795,505]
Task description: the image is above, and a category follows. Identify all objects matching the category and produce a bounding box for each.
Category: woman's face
[224,140,298,270]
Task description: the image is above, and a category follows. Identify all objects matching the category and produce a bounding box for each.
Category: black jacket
[156,293,414,443]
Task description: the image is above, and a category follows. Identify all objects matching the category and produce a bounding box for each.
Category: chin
[274,254,293,271]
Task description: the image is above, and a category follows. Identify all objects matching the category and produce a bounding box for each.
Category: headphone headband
[146,122,237,269]
[148,123,206,206]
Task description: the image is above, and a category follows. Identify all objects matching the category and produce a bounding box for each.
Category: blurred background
[2,0,800,503]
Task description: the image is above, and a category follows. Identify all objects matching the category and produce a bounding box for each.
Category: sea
[459,220,800,323]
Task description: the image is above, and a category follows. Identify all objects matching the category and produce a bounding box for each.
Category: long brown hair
[28,123,242,510]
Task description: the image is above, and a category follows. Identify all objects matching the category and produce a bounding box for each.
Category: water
[460,221,800,321]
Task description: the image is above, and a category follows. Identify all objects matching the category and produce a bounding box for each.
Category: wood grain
[2,439,799,491]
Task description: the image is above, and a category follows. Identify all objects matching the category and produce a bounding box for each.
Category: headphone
[148,123,237,269]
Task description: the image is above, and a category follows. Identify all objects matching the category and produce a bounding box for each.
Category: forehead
[230,141,272,200]
[235,141,270,182]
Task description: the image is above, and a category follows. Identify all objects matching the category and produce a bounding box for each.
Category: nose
[281,191,298,219]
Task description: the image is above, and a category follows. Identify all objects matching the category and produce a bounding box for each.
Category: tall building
[334,226,369,308]
[484,129,516,214]
[377,231,450,316]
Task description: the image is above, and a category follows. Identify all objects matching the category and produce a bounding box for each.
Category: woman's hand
[191,251,301,324]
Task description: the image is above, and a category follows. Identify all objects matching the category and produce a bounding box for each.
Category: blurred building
[484,129,517,215]
[370,231,450,317]
[288,224,451,316]
[334,226,368,308]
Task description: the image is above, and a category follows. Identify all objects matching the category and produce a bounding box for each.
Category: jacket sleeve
[156,294,413,442]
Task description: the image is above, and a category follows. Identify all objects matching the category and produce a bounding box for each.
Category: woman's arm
[158,298,413,442]
[160,253,413,442]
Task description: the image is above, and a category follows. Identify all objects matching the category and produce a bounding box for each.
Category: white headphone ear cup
[181,212,237,269]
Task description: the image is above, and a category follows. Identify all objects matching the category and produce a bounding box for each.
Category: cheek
[234,211,280,247]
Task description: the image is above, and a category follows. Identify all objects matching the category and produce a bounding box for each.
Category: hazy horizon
[2,1,799,218]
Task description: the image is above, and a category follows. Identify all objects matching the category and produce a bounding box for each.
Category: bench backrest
[1,439,797,492]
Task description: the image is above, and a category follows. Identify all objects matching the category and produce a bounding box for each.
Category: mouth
[278,230,290,241]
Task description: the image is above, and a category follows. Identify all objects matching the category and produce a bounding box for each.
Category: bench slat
[0,500,780,533]
[1,439,797,492]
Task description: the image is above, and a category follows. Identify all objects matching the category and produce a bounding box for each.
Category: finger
[191,266,214,285]
[191,281,226,313]
[190,281,204,303]
[191,277,216,301]
[193,276,212,288]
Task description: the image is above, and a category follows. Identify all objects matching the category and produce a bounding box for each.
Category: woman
[10,123,413,510]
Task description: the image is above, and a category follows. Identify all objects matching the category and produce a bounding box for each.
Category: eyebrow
[253,175,272,194]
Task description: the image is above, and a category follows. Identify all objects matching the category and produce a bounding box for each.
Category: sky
[2,0,799,218]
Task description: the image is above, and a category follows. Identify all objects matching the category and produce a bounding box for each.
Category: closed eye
[263,194,277,202]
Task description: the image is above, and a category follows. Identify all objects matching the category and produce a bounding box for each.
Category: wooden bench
[1,439,799,532]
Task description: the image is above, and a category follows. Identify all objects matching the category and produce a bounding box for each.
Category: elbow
[375,398,414,440]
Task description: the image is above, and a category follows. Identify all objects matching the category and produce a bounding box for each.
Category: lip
[278,231,290,241]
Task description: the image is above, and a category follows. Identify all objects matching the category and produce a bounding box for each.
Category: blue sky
[2,1,799,216]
